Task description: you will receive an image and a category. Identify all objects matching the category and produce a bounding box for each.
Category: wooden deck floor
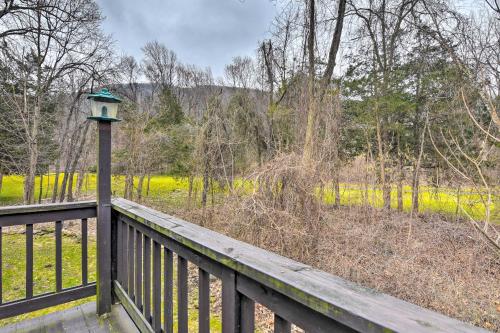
[0,302,139,333]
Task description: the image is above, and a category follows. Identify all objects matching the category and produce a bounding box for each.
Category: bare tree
[224,56,255,89]
[423,2,499,250]
[485,0,500,16]
[0,0,110,203]
[142,41,177,92]
[302,0,347,163]
[0,0,93,38]
[351,0,418,209]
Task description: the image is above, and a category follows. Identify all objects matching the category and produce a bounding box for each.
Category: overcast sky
[96,0,278,79]
[96,0,483,80]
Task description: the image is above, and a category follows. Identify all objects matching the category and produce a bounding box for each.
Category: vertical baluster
[0,226,2,304]
[135,230,143,311]
[122,220,129,292]
[128,225,135,300]
[221,269,239,333]
[178,256,188,333]
[274,314,291,333]
[26,224,33,299]
[81,218,88,285]
[240,295,255,333]
[55,221,62,292]
[111,215,118,284]
[198,268,210,333]
[143,235,151,323]
[163,248,173,333]
[152,241,161,332]
[117,218,123,286]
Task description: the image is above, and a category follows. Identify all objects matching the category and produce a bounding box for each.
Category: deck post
[96,121,112,315]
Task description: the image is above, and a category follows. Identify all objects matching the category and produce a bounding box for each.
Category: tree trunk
[202,168,209,208]
[411,174,420,215]
[188,175,194,207]
[59,157,72,202]
[52,161,60,203]
[24,66,44,204]
[255,126,262,167]
[137,174,145,202]
[146,173,151,196]
[302,0,316,164]
[364,162,369,206]
[60,133,81,202]
[85,173,89,195]
[397,156,403,212]
[75,145,91,200]
[364,134,373,206]
[24,101,39,204]
[44,171,50,199]
[67,172,75,202]
[376,115,390,210]
[124,172,134,200]
[76,169,86,199]
[201,133,210,208]
[67,123,90,202]
[261,40,274,107]
[411,66,425,216]
[210,177,215,207]
[24,141,38,204]
[52,103,75,203]
[38,172,43,204]
[383,179,391,210]
[333,176,341,208]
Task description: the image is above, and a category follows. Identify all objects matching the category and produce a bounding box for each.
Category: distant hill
[111,83,269,119]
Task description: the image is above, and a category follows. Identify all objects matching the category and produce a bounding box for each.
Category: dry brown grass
[144,153,500,331]
[168,196,500,331]
[314,207,499,331]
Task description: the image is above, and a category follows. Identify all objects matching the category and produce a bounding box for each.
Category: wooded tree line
[0,0,498,244]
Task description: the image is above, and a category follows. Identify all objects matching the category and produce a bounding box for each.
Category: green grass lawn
[320,184,497,222]
[0,231,223,330]
[0,174,497,223]
[0,232,97,326]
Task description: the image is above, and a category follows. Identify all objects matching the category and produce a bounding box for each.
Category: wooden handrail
[112,198,488,333]
[0,200,96,215]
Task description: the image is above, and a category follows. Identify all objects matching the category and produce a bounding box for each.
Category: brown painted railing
[111,198,488,333]
[0,198,490,332]
[0,201,97,319]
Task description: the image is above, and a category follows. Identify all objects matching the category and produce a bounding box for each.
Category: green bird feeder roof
[87,88,122,103]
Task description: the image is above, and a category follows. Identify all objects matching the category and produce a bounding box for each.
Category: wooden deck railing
[0,198,489,332]
[0,201,97,320]
[111,198,488,333]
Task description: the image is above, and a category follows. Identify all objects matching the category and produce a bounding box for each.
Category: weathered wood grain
[82,218,88,285]
[240,294,255,333]
[0,284,96,320]
[163,247,173,333]
[177,256,189,333]
[0,301,139,333]
[198,268,210,333]
[0,201,96,216]
[113,281,153,333]
[0,201,96,227]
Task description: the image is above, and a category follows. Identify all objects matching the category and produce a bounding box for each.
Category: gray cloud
[96,0,277,78]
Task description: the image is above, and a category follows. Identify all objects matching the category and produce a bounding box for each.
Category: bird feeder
[87,88,122,122]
